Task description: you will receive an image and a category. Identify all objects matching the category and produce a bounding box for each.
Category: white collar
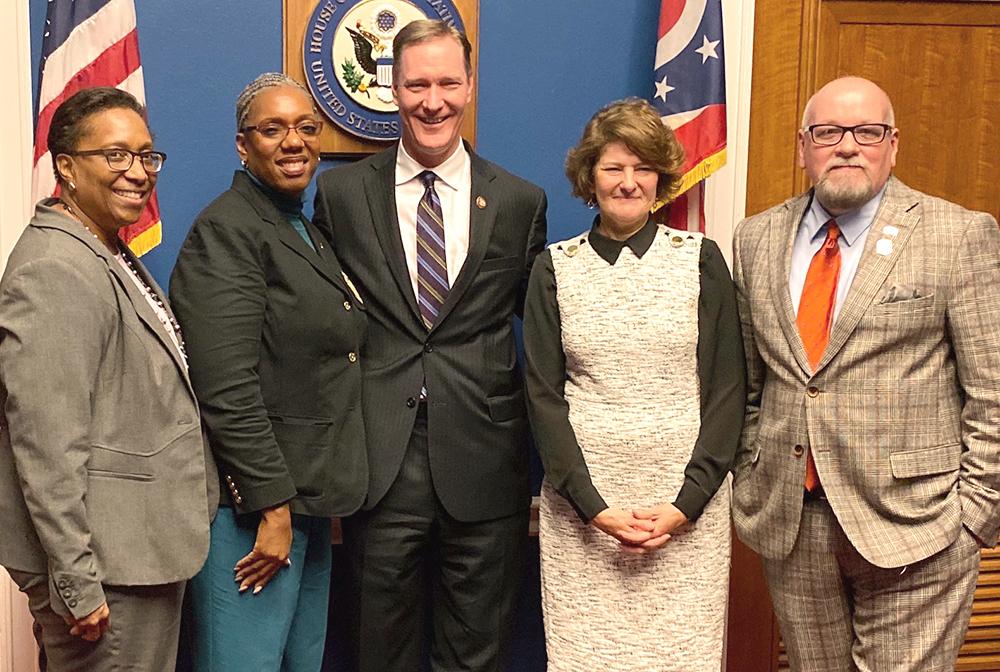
[395,141,469,192]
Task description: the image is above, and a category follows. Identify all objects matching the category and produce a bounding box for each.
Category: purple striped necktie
[416,170,449,329]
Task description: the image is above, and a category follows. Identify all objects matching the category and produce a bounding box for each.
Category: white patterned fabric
[539,226,730,671]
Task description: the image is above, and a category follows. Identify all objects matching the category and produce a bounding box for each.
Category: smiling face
[593,141,659,238]
[393,35,473,168]
[56,107,156,237]
[237,85,321,198]
[799,77,898,215]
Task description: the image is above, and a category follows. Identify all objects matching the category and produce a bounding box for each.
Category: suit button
[58,580,68,589]
[343,301,352,311]
[348,352,358,363]
[406,397,416,408]
[62,590,72,598]
[806,386,819,398]
[424,343,434,353]
[225,475,233,483]
[68,599,77,608]
[793,444,805,457]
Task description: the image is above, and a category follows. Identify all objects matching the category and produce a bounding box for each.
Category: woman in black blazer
[169,73,366,672]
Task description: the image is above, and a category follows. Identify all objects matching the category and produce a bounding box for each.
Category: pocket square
[878,284,925,304]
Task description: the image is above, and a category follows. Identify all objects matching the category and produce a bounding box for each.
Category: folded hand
[590,507,656,552]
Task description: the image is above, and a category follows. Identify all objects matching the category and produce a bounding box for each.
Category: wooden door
[731,2,1000,671]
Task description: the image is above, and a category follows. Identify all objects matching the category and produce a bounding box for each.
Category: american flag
[32,0,162,256]
[651,0,727,233]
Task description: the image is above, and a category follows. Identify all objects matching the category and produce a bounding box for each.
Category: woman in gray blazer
[170,73,367,672]
[0,88,215,672]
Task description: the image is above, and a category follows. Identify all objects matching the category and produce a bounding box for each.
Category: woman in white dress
[524,98,746,671]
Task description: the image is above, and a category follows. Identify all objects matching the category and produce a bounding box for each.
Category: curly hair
[565,98,685,205]
[48,87,146,183]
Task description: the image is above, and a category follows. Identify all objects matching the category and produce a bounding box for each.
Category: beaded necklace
[59,199,188,362]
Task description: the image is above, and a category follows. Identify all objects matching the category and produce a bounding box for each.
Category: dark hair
[48,87,146,182]
[565,98,685,205]
[392,19,472,83]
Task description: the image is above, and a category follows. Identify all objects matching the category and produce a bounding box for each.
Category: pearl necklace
[59,199,188,361]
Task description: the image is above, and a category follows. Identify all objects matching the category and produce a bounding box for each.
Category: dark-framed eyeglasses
[66,148,167,173]
[805,124,894,147]
[241,119,324,142]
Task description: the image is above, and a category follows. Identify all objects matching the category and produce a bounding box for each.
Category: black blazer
[314,144,547,522]
[171,171,367,518]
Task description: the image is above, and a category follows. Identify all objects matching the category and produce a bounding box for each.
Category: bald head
[802,77,895,128]
[797,76,899,215]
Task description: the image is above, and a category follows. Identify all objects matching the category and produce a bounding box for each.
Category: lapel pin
[876,238,893,256]
[476,196,487,209]
[882,225,899,238]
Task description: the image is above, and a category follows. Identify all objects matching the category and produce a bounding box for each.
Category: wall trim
[705,0,756,267]
[0,0,39,667]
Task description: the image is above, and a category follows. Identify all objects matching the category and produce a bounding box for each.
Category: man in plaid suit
[732,76,1000,671]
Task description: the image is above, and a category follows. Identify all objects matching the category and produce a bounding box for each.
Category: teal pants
[187,507,332,672]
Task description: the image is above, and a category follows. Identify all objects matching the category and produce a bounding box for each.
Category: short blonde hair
[565,98,685,205]
[392,20,472,82]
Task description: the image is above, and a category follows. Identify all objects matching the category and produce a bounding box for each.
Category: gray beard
[814,174,874,214]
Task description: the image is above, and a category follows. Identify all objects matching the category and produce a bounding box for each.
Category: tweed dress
[539,227,731,671]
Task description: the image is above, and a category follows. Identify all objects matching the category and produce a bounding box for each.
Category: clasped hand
[234,503,293,594]
[591,503,688,554]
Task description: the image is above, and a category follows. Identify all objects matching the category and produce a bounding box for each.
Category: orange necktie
[796,220,841,491]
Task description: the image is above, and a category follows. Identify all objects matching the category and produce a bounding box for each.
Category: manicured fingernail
[253,586,262,595]
[238,584,248,592]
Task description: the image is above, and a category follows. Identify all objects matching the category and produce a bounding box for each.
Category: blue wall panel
[30,1,658,284]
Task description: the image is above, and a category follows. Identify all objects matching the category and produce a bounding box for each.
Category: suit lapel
[817,177,920,371]
[272,216,352,298]
[32,203,194,389]
[107,246,192,388]
[365,148,423,325]
[770,193,813,376]
[232,172,352,299]
[431,151,497,332]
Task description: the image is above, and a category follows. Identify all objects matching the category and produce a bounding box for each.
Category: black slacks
[342,405,528,672]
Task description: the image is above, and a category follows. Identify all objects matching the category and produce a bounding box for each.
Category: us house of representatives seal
[303,0,466,142]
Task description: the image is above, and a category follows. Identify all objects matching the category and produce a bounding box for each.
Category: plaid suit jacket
[732,177,1000,568]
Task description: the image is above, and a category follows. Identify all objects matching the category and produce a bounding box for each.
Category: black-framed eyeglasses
[66,148,167,173]
[241,119,324,142]
[805,124,894,147]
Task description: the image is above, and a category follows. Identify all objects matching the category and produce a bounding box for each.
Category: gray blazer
[0,201,216,620]
[732,177,1000,568]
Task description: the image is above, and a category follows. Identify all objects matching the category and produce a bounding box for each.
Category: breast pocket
[870,293,936,316]
[478,256,519,273]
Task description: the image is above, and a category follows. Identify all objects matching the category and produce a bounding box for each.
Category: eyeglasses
[241,120,324,142]
[66,148,167,173]
[805,124,894,147]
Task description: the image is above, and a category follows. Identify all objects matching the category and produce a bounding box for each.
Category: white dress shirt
[395,142,472,301]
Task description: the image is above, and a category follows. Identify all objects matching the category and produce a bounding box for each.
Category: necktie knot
[419,170,437,189]
[823,220,841,249]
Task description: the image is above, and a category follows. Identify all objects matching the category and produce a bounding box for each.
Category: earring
[68,181,76,191]
[586,198,597,210]
[241,159,247,168]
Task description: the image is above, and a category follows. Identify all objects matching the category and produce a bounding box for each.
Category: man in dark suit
[313,19,547,672]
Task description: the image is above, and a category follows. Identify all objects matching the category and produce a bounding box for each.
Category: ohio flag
[32,0,162,256]
[651,0,727,233]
